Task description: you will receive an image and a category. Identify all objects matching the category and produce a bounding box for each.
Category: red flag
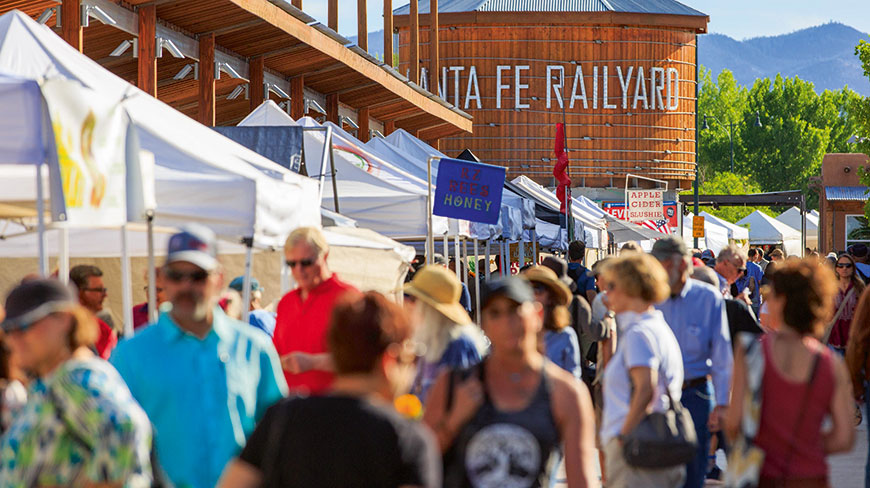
[554,123,572,214]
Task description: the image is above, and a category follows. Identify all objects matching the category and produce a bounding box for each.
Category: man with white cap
[110,224,287,488]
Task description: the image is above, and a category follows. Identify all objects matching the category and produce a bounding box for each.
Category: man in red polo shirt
[274,226,358,394]
[69,264,117,359]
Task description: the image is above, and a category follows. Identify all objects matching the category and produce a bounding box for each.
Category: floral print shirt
[0,358,153,487]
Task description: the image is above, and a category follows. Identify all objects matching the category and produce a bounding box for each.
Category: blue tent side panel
[212,126,304,174]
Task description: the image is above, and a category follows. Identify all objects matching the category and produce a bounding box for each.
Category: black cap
[850,243,869,258]
[480,277,535,310]
[2,279,76,333]
[541,256,576,292]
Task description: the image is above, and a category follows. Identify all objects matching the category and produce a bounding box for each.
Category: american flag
[641,219,672,235]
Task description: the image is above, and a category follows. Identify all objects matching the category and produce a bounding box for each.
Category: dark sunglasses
[837,263,854,268]
[285,258,316,269]
[164,268,209,283]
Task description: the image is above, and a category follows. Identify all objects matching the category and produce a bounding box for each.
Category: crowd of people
[2,225,870,488]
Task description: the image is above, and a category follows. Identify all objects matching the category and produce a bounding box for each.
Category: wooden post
[429,0,439,94]
[61,0,82,52]
[137,5,157,97]
[290,76,305,119]
[291,0,302,8]
[328,0,338,31]
[409,0,419,84]
[383,0,393,66]
[326,93,339,124]
[198,33,216,127]
[250,56,265,111]
[357,0,367,51]
[358,107,370,142]
[384,119,396,135]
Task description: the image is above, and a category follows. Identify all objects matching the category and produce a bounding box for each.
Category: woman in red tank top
[727,260,855,488]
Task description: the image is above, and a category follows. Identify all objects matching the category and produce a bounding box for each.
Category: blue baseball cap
[165,224,218,271]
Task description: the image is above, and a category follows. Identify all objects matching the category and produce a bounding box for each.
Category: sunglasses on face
[285,258,316,269]
[164,268,209,283]
[837,263,854,268]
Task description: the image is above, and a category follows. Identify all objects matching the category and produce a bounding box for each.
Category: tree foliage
[697,66,860,214]
[853,40,870,219]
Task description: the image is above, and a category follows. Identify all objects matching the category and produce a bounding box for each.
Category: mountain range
[350,22,870,95]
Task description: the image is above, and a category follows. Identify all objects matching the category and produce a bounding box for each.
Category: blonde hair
[717,244,746,266]
[67,305,99,350]
[284,226,329,257]
[413,301,486,362]
[603,253,670,304]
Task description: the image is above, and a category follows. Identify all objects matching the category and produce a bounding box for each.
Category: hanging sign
[41,79,127,227]
[433,158,506,224]
[693,216,706,238]
[625,189,664,222]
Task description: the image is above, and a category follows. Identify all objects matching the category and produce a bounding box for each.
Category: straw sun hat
[522,266,573,306]
[403,265,472,325]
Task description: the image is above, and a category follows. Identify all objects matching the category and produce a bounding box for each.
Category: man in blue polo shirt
[737,249,764,317]
[567,240,596,305]
[652,236,732,488]
[110,225,287,488]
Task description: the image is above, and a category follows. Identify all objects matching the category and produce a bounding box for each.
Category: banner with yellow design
[41,78,127,227]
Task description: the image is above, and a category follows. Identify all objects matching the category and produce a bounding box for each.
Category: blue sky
[302,0,870,40]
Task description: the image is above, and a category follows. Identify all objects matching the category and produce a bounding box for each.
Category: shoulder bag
[822,287,856,344]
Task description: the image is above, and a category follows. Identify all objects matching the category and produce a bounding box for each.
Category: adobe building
[394,0,709,202]
[819,153,870,253]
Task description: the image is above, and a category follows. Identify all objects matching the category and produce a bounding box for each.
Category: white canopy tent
[776,206,818,251]
[699,212,750,241]
[681,217,730,254]
[736,210,802,257]
[237,100,298,127]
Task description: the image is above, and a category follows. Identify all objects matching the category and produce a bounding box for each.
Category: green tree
[681,172,770,223]
[852,40,870,219]
[697,68,750,178]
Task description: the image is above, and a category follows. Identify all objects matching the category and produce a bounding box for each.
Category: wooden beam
[409,0,419,84]
[292,0,302,8]
[383,0,393,66]
[384,119,396,135]
[290,76,304,119]
[226,0,472,134]
[429,0,438,93]
[137,5,157,97]
[358,107,370,142]
[61,0,82,52]
[328,0,338,31]
[334,81,379,96]
[198,33,216,127]
[201,19,264,36]
[250,56,265,110]
[357,0,367,51]
[326,93,339,124]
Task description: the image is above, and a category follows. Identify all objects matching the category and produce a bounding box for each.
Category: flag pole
[561,103,574,242]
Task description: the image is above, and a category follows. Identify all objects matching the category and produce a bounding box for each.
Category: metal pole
[146,213,157,324]
[462,239,469,288]
[693,34,700,249]
[241,237,254,324]
[317,126,333,203]
[801,194,807,256]
[443,233,449,262]
[519,233,526,268]
[328,130,340,213]
[426,157,436,265]
[532,229,538,264]
[473,238,480,326]
[120,224,134,338]
[58,227,69,285]
[485,239,491,281]
[454,235,461,279]
[35,160,47,277]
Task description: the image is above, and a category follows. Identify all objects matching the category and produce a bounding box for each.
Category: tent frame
[678,190,807,256]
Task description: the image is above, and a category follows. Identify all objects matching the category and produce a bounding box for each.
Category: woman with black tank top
[423,277,598,488]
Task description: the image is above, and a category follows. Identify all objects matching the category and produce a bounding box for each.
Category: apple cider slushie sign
[433,158,506,225]
[626,189,664,222]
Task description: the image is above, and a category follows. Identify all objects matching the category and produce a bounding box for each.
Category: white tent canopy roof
[698,212,750,241]
[238,100,298,127]
[0,11,319,247]
[736,210,802,256]
[776,206,819,236]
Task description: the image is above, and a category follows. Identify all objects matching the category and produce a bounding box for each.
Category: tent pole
[485,239,491,281]
[532,229,538,264]
[801,195,806,256]
[426,157,436,265]
[500,241,507,276]
[317,126,332,203]
[454,235,461,280]
[280,255,290,294]
[242,237,254,324]
[58,227,69,285]
[473,238,480,326]
[120,224,134,338]
[146,213,158,324]
[328,130,340,213]
[36,159,47,277]
[519,233,526,269]
[462,239,469,288]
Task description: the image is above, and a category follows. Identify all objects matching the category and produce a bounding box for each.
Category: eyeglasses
[285,258,316,269]
[164,268,209,283]
[82,287,107,294]
[142,286,164,293]
[837,263,854,269]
